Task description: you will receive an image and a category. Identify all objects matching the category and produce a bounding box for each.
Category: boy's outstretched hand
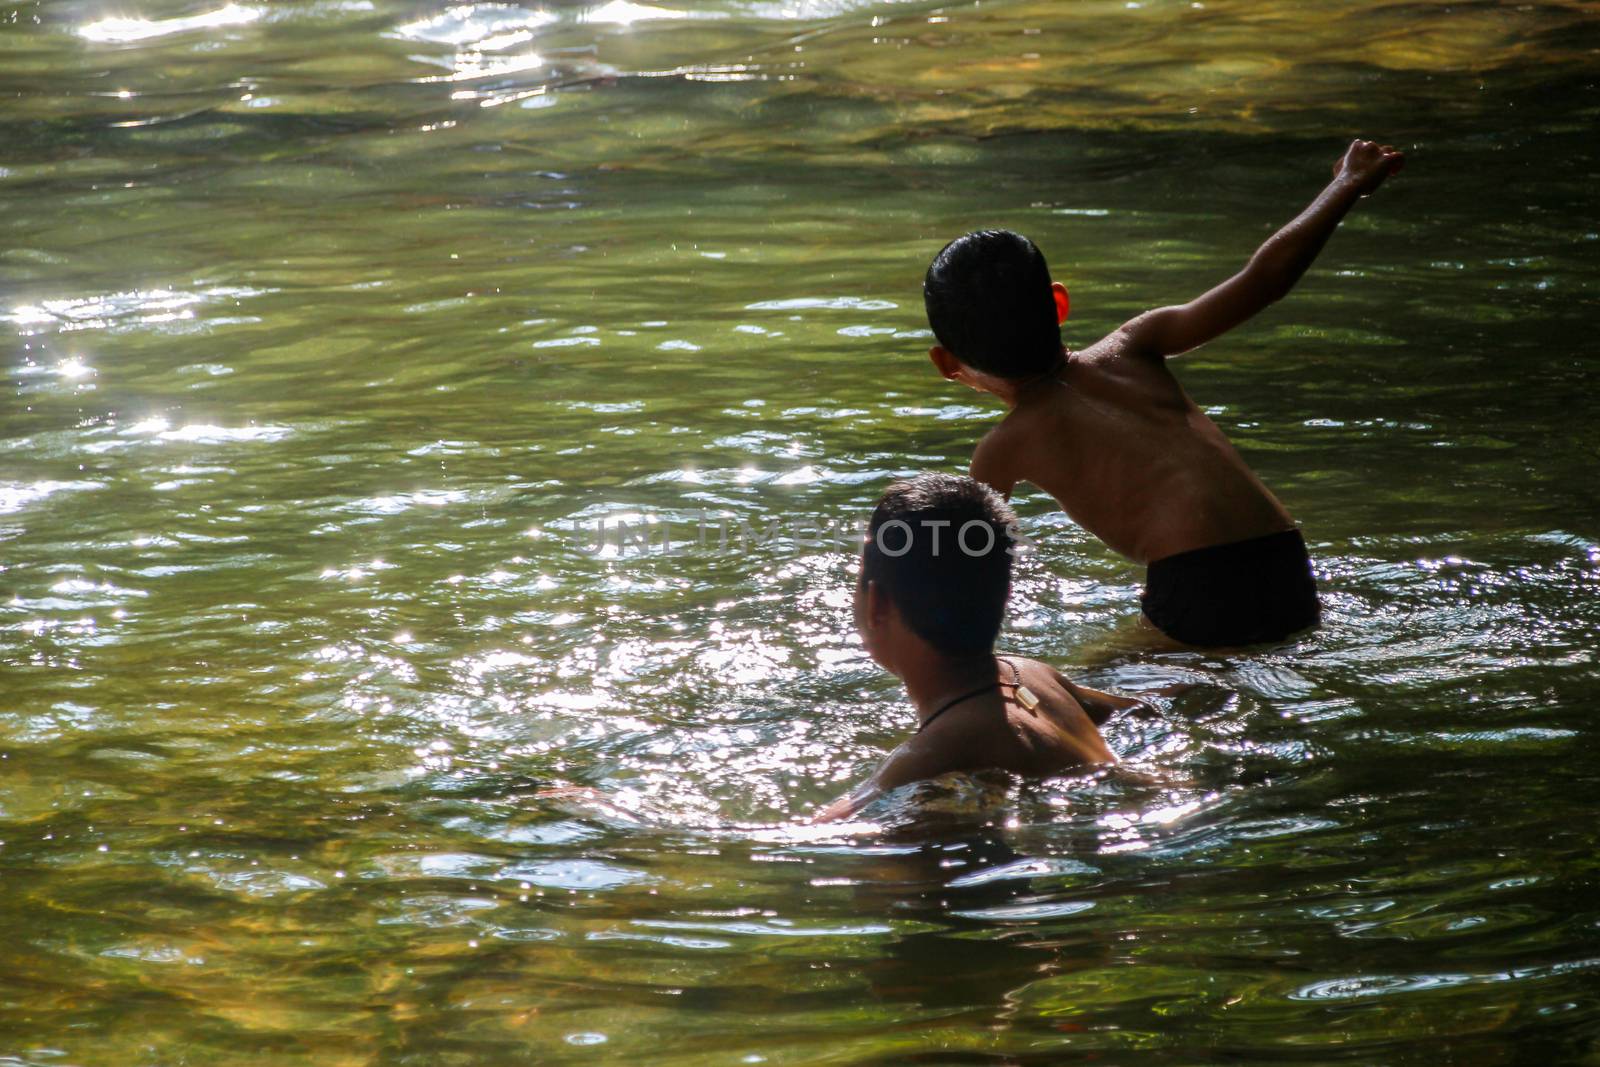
[1121,135,1406,359]
[1334,138,1405,196]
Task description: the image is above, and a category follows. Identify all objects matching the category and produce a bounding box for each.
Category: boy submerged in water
[924,139,1405,646]
[815,472,1145,822]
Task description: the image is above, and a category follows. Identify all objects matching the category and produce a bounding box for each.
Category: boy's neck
[983,351,1068,409]
[897,647,1001,725]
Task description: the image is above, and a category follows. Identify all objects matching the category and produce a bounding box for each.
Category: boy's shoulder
[1076,325,1168,372]
[1061,332,1187,409]
[971,410,1032,491]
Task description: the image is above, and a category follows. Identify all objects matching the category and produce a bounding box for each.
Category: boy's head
[857,472,1017,665]
[924,229,1065,381]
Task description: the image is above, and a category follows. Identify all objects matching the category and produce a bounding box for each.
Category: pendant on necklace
[1016,685,1040,711]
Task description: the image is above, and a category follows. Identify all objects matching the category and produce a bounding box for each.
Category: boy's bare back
[972,329,1294,564]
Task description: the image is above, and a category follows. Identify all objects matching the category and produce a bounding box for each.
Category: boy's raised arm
[1121,139,1404,359]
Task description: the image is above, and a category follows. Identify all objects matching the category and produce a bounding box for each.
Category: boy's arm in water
[1056,674,1202,724]
[813,738,951,823]
[1055,677,1148,726]
[1121,139,1405,359]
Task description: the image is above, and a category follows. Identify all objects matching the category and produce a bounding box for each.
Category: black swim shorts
[1140,528,1320,647]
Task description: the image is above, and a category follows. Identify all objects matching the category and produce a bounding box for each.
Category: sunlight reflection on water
[78,3,260,43]
[4,0,1599,1060]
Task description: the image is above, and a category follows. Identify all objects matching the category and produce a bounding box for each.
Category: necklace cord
[915,657,1026,735]
[915,682,998,735]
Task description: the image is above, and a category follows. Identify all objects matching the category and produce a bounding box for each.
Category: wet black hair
[923,229,1061,379]
[861,472,1017,655]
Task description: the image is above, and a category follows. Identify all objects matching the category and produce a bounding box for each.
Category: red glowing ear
[1053,287,1070,323]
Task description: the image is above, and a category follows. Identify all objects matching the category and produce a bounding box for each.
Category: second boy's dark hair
[861,472,1016,655]
[923,229,1060,379]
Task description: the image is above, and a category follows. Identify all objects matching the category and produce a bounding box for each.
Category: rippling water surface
[3,0,1599,1062]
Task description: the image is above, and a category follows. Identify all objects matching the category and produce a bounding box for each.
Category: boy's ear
[929,345,965,383]
[863,579,893,630]
[1051,281,1070,324]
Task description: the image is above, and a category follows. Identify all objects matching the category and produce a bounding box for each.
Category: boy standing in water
[816,472,1142,821]
[924,139,1405,646]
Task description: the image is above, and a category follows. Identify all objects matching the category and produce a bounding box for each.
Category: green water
[3,0,1599,1061]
